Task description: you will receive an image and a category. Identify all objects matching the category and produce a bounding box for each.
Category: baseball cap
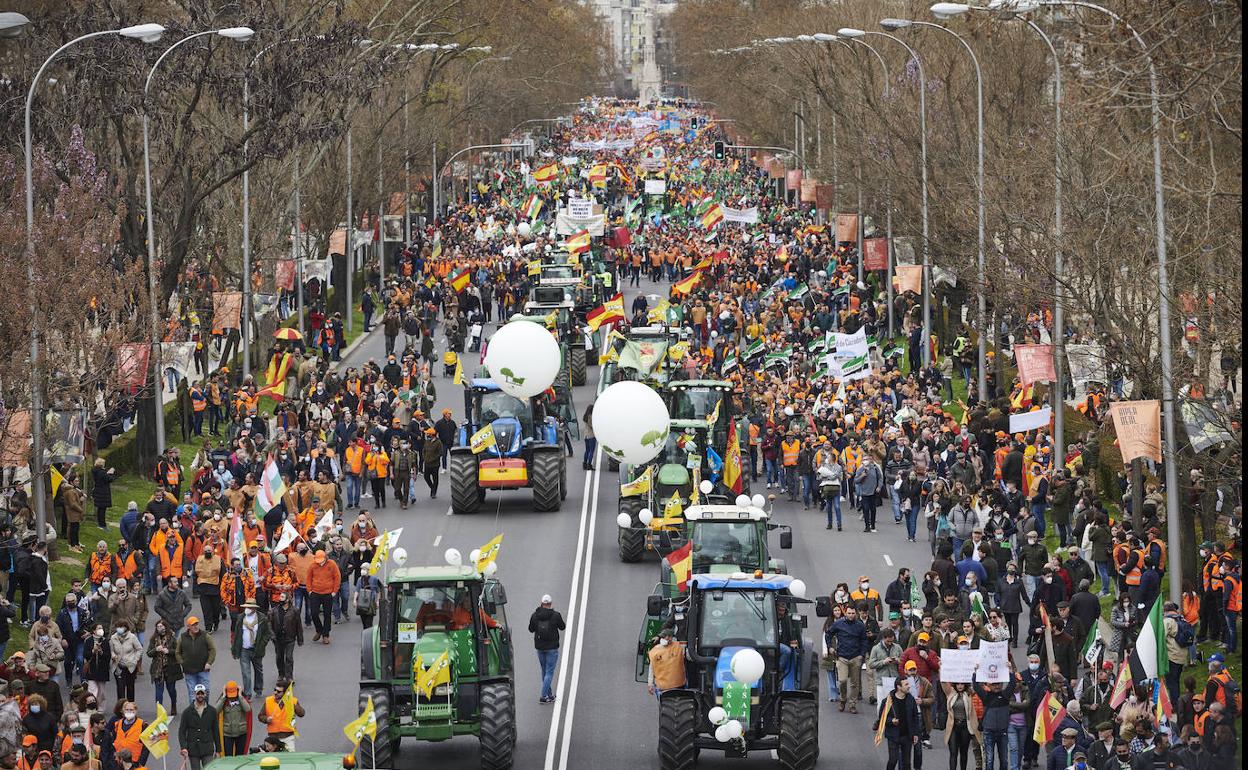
[1101,661,1115,671]
[226,681,240,696]
[956,635,970,644]
[541,594,553,604]
[1208,652,1225,663]
[194,683,208,693]
[916,632,931,642]
[22,736,36,747]
[186,616,200,627]
[904,661,918,672]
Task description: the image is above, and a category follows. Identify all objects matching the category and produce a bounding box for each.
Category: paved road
[140,277,937,769]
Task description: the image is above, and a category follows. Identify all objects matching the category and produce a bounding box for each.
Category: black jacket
[971,675,1016,732]
[91,466,116,508]
[528,607,565,651]
[178,703,221,757]
[876,691,922,741]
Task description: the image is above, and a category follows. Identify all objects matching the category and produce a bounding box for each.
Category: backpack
[1174,616,1196,648]
[354,583,377,613]
[534,615,558,644]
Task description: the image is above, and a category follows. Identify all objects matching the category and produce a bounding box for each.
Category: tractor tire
[560,457,568,501]
[569,346,587,386]
[358,687,393,768]
[618,498,645,563]
[531,451,562,512]
[777,698,819,770]
[450,452,481,515]
[657,694,699,770]
[478,682,516,770]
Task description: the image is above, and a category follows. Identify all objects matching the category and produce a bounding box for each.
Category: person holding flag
[258,678,305,751]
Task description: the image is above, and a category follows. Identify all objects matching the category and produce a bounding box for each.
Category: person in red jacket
[899,631,942,682]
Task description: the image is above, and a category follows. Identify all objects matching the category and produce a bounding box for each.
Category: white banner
[825,330,872,382]
[163,343,198,381]
[644,179,667,195]
[1064,343,1108,387]
[1009,407,1052,434]
[570,138,635,152]
[722,206,759,224]
[940,641,1009,683]
[302,258,331,285]
[555,212,606,236]
[568,198,594,219]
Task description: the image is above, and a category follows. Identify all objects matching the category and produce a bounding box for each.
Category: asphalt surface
[138,277,939,769]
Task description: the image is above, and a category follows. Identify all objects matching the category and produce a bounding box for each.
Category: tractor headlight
[434,685,453,696]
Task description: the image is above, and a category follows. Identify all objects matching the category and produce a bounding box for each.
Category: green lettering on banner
[721,680,752,722]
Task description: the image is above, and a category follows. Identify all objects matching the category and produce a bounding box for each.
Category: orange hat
[442,408,452,417]
[225,681,240,695]
[424,427,437,436]
[916,632,931,642]
[957,635,970,644]
[904,660,919,672]
[186,616,201,627]
[22,735,37,746]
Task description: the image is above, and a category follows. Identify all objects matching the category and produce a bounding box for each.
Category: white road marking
[445,505,452,516]
[557,445,602,770]
[543,453,597,770]
[432,534,442,547]
[883,554,893,566]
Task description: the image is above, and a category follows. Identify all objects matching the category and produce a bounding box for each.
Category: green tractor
[597,324,681,395]
[655,504,792,598]
[521,294,590,386]
[637,572,820,770]
[207,753,355,769]
[358,565,516,769]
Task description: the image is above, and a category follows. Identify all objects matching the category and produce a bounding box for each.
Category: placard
[786,169,803,192]
[1009,407,1053,434]
[1109,400,1162,463]
[644,178,667,195]
[1015,344,1056,386]
[940,641,1009,683]
[835,214,859,243]
[815,184,835,210]
[863,238,889,271]
[568,198,594,219]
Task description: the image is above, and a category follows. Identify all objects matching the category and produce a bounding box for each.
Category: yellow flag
[279,686,300,736]
[453,358,464,386]
[619,466,653,498]
[369,532,390,576]
[475,533,503,571]
[663,490,683,519]
[140,703,171,758]
[415,651,452,698]
[528,260,542,277]
[470,424,497,454]
[706,398,721,428]
[343,696,377,747]
[543,310,557,328]
[49,465,64,499]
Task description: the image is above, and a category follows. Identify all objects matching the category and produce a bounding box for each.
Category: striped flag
[533,163,559,183]
[1032,692,1066,744]
[1108,658,1133,709]
[450,269,471,293]
[721,352,738,375]
[724,420,743,495]
[662,541,693,591]
[565,230,591,255]
[700,203,724,229]
[672,270,703,295]
[255,458,287,513]
[744,338,765,360]
[763,346,793,369]
[788,283,809,301]
[1128,596,1168,683]
[523,193,543,220]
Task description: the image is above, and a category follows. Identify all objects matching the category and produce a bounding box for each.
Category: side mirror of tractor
[646,594,665,617]
[815,596,832,617]
[489,582,509,606]
[794,613,808,629]
[778,529,793,550]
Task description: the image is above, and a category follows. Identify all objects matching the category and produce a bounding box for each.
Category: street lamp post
[881,17,985,391]
[20,18,166,534]
[143,28,254,457]
[839,27,932,366]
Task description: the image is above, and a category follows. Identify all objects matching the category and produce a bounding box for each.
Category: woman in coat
[81,621,113,703]
[62,475,86,552]
[147,619,184,715]
[109,621,143,703]
[942,680,981,770]
[1108,593,1136,661]
[91,458,116,529]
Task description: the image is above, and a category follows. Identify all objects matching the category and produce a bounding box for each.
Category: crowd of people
[0,96,1239,770]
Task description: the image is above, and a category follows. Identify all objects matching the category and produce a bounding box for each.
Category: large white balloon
[751,493,766,508]
[485,321,562,398]
[724,720,743,739]
[593,381,670,464]
[391,547,408,567]
[616,513,631,528]
[788,579,808,599]
[517,221,532,237]
[729,648,765,685]
[444,548,462,567]
[714,724,733,743]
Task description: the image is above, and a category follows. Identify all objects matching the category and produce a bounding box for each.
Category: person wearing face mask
[106,701,148,769]
[26,607,65,680]
[1018,530,1049,599]
[1129,729,1181,770]
[193,546,224,634]
[109,622,143,703]
[220,558,257,632]
[20,694,57,751]
[646,628,686,698]
[1173,724,1211,770]
[850,576,884,623]
[153,578,191,635]
[80,624,111,703]
[147,619,182,716]
[1109,594,1136,663]
[231,601,270,699]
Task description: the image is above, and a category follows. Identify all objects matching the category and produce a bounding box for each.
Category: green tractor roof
[206,752,354,770]
[386,565,482,584]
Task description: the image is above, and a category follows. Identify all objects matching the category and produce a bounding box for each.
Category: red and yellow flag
[1032,693,1066,744]
[256,351,294,401]
[533,163,559,183]
[663,541,693,591]
[586,292,625,332]
[672,270,703,296]
[700,203,724,229]
[451,269,471,293]
[1108,659,1133,709]
[724,420,743,495]
[565,230,591,255]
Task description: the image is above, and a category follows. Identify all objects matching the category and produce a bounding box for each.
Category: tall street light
[932,0,1067,491]
[21,18,166,534]
[142,27,254,455]
[839,26,933,367]
[881,16,986,394]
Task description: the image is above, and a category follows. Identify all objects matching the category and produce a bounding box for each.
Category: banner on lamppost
[835,214,859,243]
[212,292,243,330]
[1108,400,1162,463]
[1015,344,1056,386]
[893,265,923,295]
[863,238,889,271]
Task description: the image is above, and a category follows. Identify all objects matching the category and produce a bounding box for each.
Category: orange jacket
[307,558,342,595]
[366,450,390,479]
[149,529,185,579]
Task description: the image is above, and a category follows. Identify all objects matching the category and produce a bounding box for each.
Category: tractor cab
[656,505,792,596]
[666,380,734,448]
[599,325,680,394]
[637,572,819,768]
[359,566,516,768]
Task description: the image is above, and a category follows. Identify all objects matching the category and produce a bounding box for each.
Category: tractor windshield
[395,584,475,633]
[477,390,533,436]
[669,388,724,423]
[699,589,776,648]
[690,521,761,568]
[542,266,575,281]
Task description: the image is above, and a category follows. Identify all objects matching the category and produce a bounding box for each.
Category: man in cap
[175,616,216,701]
[27,664,63,722]
[1047,727,1081,770]
[178,682,221,769]
[528,594,565,704]
[1087,721,1117,770]
[231,600,270,699]
[646,627,686,698]
[268,592,303,680]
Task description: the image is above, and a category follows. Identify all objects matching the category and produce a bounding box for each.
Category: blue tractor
[638,572,819,770]
[447,379,567,515]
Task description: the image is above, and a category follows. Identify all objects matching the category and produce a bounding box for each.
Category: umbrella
[273,328,302,341]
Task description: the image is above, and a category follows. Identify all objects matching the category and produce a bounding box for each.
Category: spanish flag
[672,270,704,296]
[533,163,559,183]
[256,351,294,401]
[724,420,743,495]
[451,269,471,293]
[662,541,693,591]
[565,230,591,255]
[700,203,724,229]
[588,164,609,187]
[1032,693,1066,744]
[586,292,625,332]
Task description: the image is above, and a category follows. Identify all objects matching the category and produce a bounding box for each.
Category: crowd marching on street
[0,94,1240,770]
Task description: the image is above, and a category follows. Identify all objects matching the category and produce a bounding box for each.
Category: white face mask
[245,609,256,617]
[860,582,869,590]
[1044,577,1053,584]
[94,629,104,638]
[213,514,221,521]
[124,711,137,720]
[659,637,670,646]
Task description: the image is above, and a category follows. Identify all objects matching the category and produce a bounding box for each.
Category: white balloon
[517,221,531,237]
[735,494,751,507]
[788,579,808,599]
[709,330,718,338]
[751,493,766,508]
[729,648,765,685]
[699,480,714,495]
[714,724,733,743]
[391,547,408,567]
[707,706,728,726]
[638,508,654,526]
[593,382,671,465]
[484,561,499,576]
[616,513,631,528]
[444,548,462,567]
[783,406,794,417]
[469,549,481,564]
[485,321,562,398]
[724,720,743,739]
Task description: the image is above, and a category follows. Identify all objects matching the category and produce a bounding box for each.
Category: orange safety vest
[993,447,1009,479]
[1123,549,1144,586]
[780,440,800,467]
[1193,710,1209,736]
[263,695,296,734]
[1204,554,1223,592]
[1112,542,1131,572]
[842,447,862,474]
[1181,592,1200,624]
[149,529,185,579]
[190,387,207,412]
[1148,538,1168,571]
[115,550,140,581]
[346,445,366,475]
[1225,575,1242,612]
[113,718,145,759]
[89,553,113,584]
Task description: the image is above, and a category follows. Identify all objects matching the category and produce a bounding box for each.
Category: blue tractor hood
[713,646,759,690]
[484,416,522,458]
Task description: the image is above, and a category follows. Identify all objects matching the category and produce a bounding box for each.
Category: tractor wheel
[478,682,516,770]
[531,451,561,512]
[560,456,568,501]
[777,698,819,770]
[657,694,698,770]
[569,346,587,386]
[358,687,393,768]
[618,498,645,563]
[449,452,481,515]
